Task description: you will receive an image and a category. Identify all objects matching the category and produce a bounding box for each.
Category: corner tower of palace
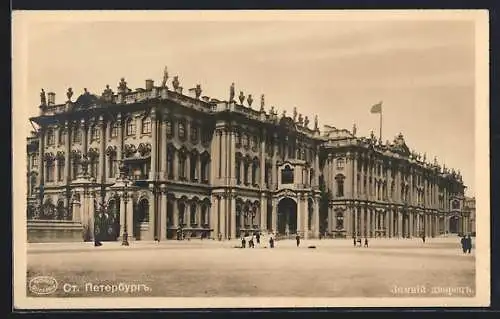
[25,69,470,243]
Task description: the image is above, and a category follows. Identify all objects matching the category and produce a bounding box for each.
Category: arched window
[452,200,460,210]
[336,158,345,170]
[235,156,241,184]
[251,160,258,185]
[201,154,209,183]
[190,203,197,225]
[190,153,198,182]
[111,122,119,137]
[46,160,54,182]
[141,117,151,134]
[178,152,186,180]
[136,199,149,223]
[309,169,314,186]
[59,129,66,144]
[201,204,208,225]
[167,148,174,179]
[91,125,100,142]
[335,174,345,197]
[108,153,117,178]
[281,165,294,184]
[72,127,82,143]
[243,160,249,185]
[46,129,55,146]
[165,119,173,138]
[336,212,344,230]
[57,158,65,181]
[190,124,198,143]
[178,121,186,139]
[178,202,186,225]
[126,118,136,136]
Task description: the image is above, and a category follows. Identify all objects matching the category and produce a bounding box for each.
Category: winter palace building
[25,70,471,242]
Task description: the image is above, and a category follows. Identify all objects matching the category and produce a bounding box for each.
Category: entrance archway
[449,216,459,234]
[277,197,297,235]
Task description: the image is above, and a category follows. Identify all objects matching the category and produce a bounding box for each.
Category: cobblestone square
[27,237,475,298]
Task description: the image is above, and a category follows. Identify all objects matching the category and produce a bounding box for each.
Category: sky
[17,12,478,196]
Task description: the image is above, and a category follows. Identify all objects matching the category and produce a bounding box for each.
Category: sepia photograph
[12,10,489,309]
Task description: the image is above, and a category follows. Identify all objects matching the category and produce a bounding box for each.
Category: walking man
[460,235,467,254]
[364,238,369,248]
[467,235,472,254]
[296,234,301,247]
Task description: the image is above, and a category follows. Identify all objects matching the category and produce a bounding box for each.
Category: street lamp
[109,160,132,246]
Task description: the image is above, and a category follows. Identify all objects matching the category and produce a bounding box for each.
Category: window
[190,203,197,225]
[336,158,345,170]
[190,125,198,143]
[236,159,241,184]
[72,128,82,143]
[201,205,207,225]
[91,158,99,178]
[251,162,258,185]
[126,118,136,136]
[72,159,79,180]
[59,129,66,144]
[178,202,185,225]
[46,161,54,182]
[452,200,460,210]
[243,162,249,185]
[190,154,197,181]
[91,126,100,142]
[201,157,208,183]
[335,174,345,197]
[141,117,151,134]
[178,121,186,140]
[108,153,116,178]
[57,159,64,181]
[47,129,55,146]
[32,155,38,168]
[111,122,119,138]
[178,154,186,179]
[165,120,173,138]
[167,149,174,179]
[281,165,294,184]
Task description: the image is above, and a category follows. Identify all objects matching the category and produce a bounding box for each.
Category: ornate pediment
[275,188,296,199]
[137,143,152,156]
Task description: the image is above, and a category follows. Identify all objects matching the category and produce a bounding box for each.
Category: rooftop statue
[260,94,265,111]
[229,83,235,101]
[102,84,113,101]
[161,66,169,87]
[298,113,303,125]
[66,87,73,102]
[118,78,128,93]
[352,123,357,136]
[195,84,202,99]
[247,94,253,107]
[270,105,274,114]
[40,89,46,105]
[314,115,318,130]
[282,110,287,118]
[293,107,298,122]
[304,116,309,128]
[172,76,180,90]
[238,91,245,104]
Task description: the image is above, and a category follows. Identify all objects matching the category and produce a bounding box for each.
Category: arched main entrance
[277,197,297,235]
[449,215,459,234]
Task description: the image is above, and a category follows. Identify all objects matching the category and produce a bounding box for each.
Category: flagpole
[379,109,382,142]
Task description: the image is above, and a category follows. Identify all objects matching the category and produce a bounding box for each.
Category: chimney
[145,79,154,91]
[47,92,56,106]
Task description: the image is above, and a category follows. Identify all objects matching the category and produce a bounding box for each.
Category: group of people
[241,232,262,248]
[460,234,473,254]
[353,237,369,247]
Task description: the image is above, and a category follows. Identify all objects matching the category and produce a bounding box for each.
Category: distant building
[464,196,476,235]
[25,70,470,242]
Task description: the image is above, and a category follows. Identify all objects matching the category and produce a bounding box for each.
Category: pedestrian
[218,232,222,241]
[269,234,275,248]
[249,235,254,248]
[296,234,301,247]
[353,237,357,247]
[422,234,425,243]
[256,233,261,245]
[357,237,362,247]
[364,238,369,248]
[241,237,246,248]
[460,235,467,254]
[467,235,472,254]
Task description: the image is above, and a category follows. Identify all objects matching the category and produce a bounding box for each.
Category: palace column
[98,116,106,184]
[116,114,123,161]
[119,195,125,238]
[313,196,320,238]
[353,154,358,198]
[230,193,236,239]
[127,197,134,239]
[354,206,358,236]
[149,109,158,180]
[327,205,332,233]
[366,207,371,237]
[173,151,179,181]
[296,194,303,236]
[172,198,179,228]
[314,148,320,188]
[148,187,156,240]
[160,188,167,239]
[271,197,278,233]
[409,211,414,237]
[260,194,267,231]
[160,117,168,180]
[360,207,365,237]
[397,210,403,237]
[210,195,219,238]
[64,122,71,185]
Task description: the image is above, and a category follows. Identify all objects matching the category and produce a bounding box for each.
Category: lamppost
[110,160,131,246]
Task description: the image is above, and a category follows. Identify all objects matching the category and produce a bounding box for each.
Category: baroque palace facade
[26,69,471,242]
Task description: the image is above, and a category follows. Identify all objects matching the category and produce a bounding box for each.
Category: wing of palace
[25,70,472,242]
